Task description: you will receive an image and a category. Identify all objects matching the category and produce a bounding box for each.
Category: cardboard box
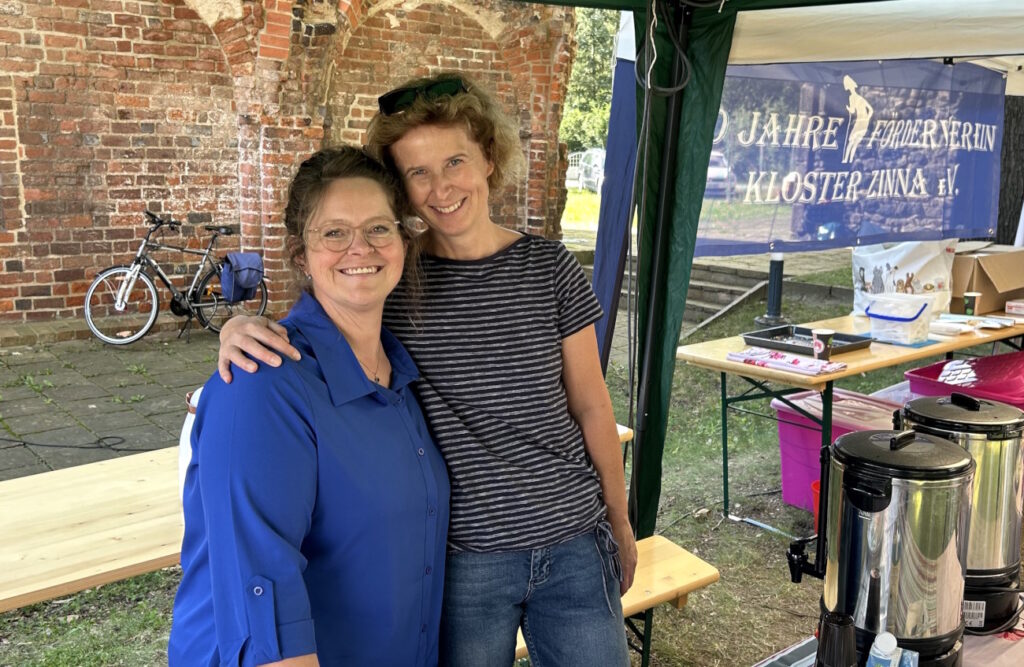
[951,245,1024,315]
[1007,300,1024,315]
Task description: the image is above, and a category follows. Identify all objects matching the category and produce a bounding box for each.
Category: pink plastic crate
[904,351,1024,410]
[771,389,900,511]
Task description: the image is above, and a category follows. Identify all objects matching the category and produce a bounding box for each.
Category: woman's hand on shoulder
[217,316,301,384]
[611,517,638,596]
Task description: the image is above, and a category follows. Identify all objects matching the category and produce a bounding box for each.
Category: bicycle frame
[117,222,221,311]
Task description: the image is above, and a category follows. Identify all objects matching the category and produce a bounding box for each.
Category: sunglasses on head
[377,78,469,116]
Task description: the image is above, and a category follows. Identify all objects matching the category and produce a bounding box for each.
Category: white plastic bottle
[865,632,899,667]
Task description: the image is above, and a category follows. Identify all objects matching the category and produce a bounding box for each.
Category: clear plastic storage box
[865,293,933,345]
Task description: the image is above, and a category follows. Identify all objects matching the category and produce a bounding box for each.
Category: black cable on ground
[0,435,133,452]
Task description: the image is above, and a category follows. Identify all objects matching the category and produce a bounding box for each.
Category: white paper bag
[852,238,957,316]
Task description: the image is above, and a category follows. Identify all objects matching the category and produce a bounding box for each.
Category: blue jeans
[439,522,629,667]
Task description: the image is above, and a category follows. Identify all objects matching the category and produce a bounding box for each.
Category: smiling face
[389,123,494,243]
[300,177,405,319]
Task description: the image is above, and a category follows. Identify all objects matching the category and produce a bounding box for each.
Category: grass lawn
[561,187,602,231]
[0,570,179,666]
[799,265,854,288]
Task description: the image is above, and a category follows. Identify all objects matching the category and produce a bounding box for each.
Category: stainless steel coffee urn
[898,393,1024,634]
[823,430,975,667]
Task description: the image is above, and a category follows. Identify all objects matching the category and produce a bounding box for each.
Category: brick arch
[494,8,574,238]
[321,0,574,236]
[202,0,330,305]
[209,5,262,82]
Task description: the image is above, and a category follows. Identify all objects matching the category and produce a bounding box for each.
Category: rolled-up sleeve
[193,366,318,665]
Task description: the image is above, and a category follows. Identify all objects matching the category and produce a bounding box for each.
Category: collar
[283,292,419,406]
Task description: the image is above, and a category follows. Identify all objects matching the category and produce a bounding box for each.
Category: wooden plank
[621,536,720,617]
[676,313,1024,391]
[0,547,181,612]
[0,448,183,613]
[513,535,719,659]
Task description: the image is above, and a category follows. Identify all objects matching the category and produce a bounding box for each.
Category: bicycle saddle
[204,225,236,236]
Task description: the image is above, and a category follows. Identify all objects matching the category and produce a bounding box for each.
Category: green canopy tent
[518,0,883,540]
[514,0,1024,540]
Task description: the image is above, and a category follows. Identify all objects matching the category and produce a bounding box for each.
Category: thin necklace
[356,342,384,384]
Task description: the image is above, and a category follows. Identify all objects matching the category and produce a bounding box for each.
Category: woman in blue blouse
[169,147,449,667]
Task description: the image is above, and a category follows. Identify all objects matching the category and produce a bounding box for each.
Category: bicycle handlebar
[144,209,182,231]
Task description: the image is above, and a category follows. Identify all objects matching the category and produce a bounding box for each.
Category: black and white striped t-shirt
[383,235,607,553]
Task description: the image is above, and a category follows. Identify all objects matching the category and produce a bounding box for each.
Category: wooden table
[676,313,1024,518]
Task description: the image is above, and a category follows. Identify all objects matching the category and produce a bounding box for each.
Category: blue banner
[592,56,638,369]
[696,60,1006,256]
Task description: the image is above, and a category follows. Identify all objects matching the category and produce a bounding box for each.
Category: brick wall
[0,0,575,324]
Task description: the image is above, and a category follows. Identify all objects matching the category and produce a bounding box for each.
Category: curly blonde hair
[366,72,525,190]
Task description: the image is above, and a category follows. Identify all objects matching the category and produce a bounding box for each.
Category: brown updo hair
[283,146,420,298]
[365,72,525,190]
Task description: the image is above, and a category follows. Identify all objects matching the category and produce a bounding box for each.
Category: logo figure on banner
[842,75,873,164]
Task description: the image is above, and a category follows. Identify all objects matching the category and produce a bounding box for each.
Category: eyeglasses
[378,78,469,116]
[305,220,402,253]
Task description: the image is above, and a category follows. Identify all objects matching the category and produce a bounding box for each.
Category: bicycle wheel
[84,266,160,345]
[193,268,268,333]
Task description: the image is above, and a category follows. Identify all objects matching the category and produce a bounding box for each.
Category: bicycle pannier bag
[221,252,264,302]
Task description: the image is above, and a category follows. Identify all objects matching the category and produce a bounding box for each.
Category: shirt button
[253,586,264,596]
[421,624,427,633]
[425,566,432,575]
[417,448,425,456]
[428,506,436,516]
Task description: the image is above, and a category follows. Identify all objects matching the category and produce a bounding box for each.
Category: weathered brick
[1,0,571,324]
[20,284,51,297]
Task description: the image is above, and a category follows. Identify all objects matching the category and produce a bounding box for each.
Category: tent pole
[630,2,692,534]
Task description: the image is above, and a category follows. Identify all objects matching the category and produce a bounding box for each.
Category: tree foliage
[561,9,619,152]
[717,77,802,177]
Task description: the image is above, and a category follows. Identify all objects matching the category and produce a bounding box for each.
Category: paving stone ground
[0,330,221,481]
[0,321,645,481]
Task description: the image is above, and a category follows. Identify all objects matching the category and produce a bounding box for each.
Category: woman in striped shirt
[218,73,635,667]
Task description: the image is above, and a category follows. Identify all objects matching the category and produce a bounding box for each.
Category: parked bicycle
[84,210,268,345]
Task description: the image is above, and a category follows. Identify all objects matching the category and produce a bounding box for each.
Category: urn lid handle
[889,430,917,450]
[950,392,982,411]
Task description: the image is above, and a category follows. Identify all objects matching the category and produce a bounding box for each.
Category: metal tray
[740,325,872,356]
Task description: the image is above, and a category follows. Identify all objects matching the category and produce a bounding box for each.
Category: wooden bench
[0,447,183,613]
[513,535,719,664]
[0,424,640,614]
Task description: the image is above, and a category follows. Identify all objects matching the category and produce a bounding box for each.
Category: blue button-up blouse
[169,292,449,666]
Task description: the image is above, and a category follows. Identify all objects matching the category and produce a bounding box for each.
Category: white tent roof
[730,0,1024,94]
